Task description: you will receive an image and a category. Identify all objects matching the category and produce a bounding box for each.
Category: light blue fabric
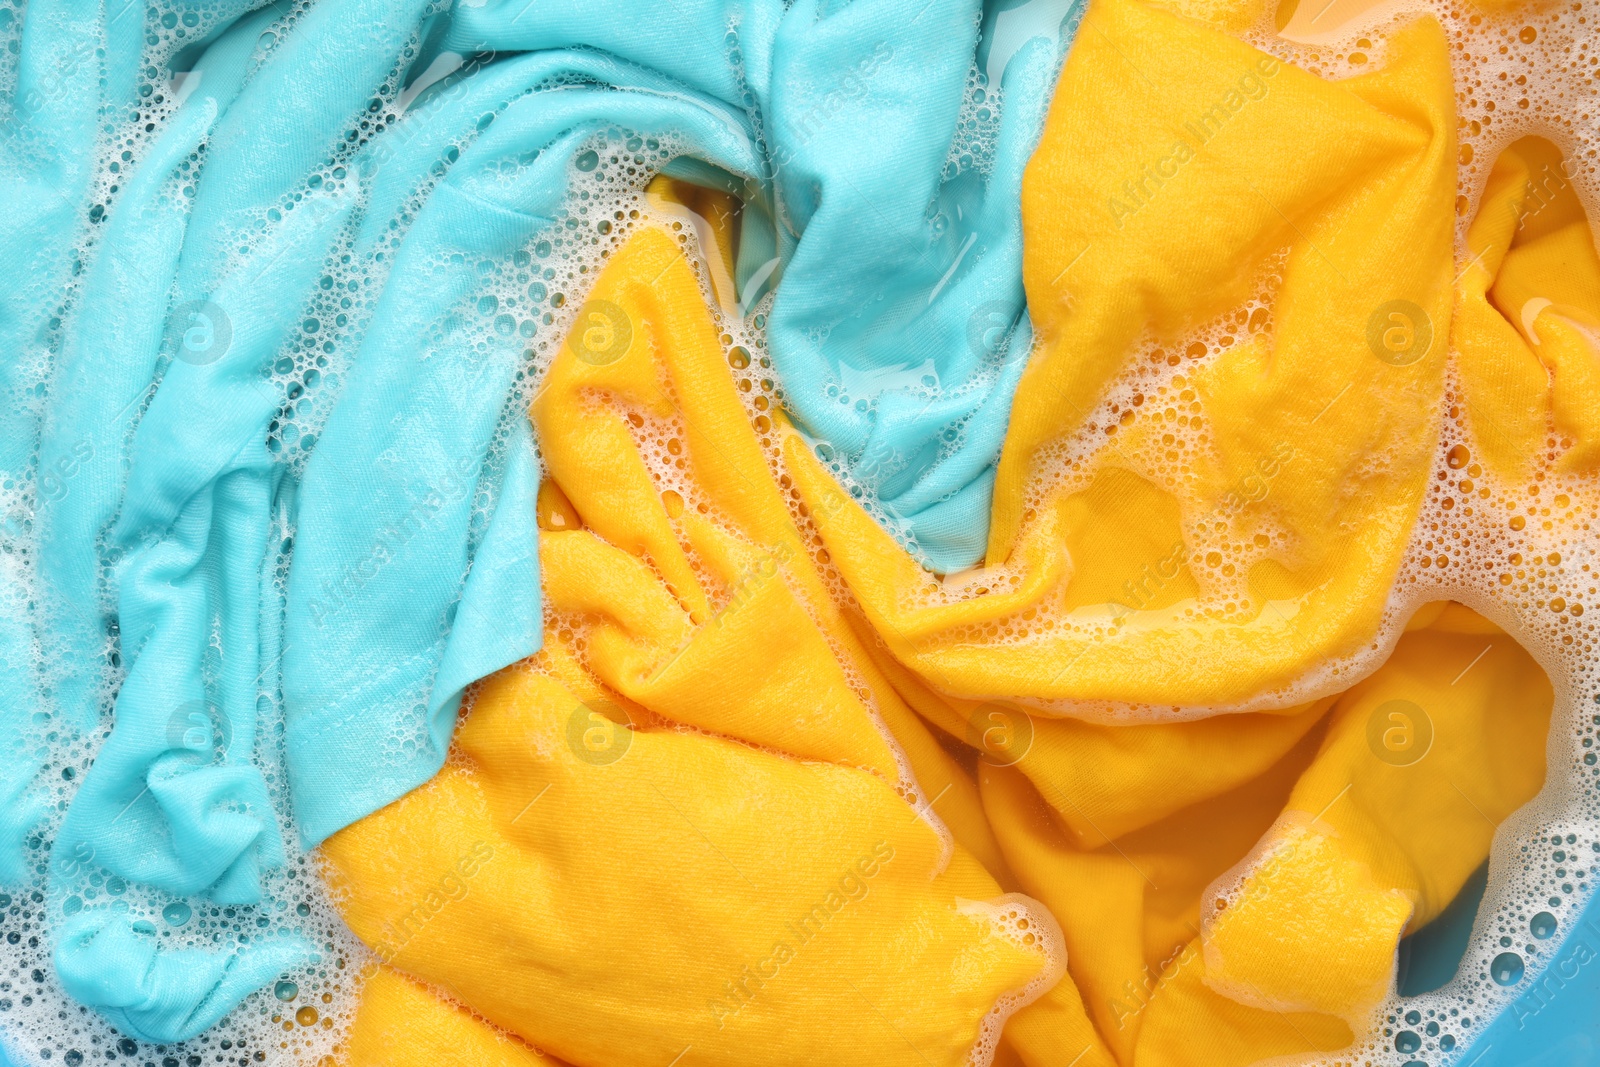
[0,0,1074,1047]
[763,0,1077,571]
[53,911,306,1043]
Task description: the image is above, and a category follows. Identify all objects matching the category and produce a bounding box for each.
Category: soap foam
[960,894,1070,1067]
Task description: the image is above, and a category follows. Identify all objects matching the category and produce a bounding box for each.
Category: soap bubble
[1490,951,1525,985]
[163,299,233,367]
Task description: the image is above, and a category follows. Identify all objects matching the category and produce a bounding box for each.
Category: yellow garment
[1454,135,1600,478]
[339,967,557,1067]
[642,174,744,317]
[977,605,1547,1067]
[980,725,1349,1066]
[322,227,1065,1067]
[872,644,1331,845]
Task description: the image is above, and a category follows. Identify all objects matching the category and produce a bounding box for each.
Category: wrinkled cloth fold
[2,0,1076,1038]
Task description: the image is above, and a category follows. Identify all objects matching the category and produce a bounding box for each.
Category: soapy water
[1,0,1597,1065]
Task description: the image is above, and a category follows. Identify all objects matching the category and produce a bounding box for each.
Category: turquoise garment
[0,0,1070,1044]
[447,0,1081,571]
[763,0,1078,571]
